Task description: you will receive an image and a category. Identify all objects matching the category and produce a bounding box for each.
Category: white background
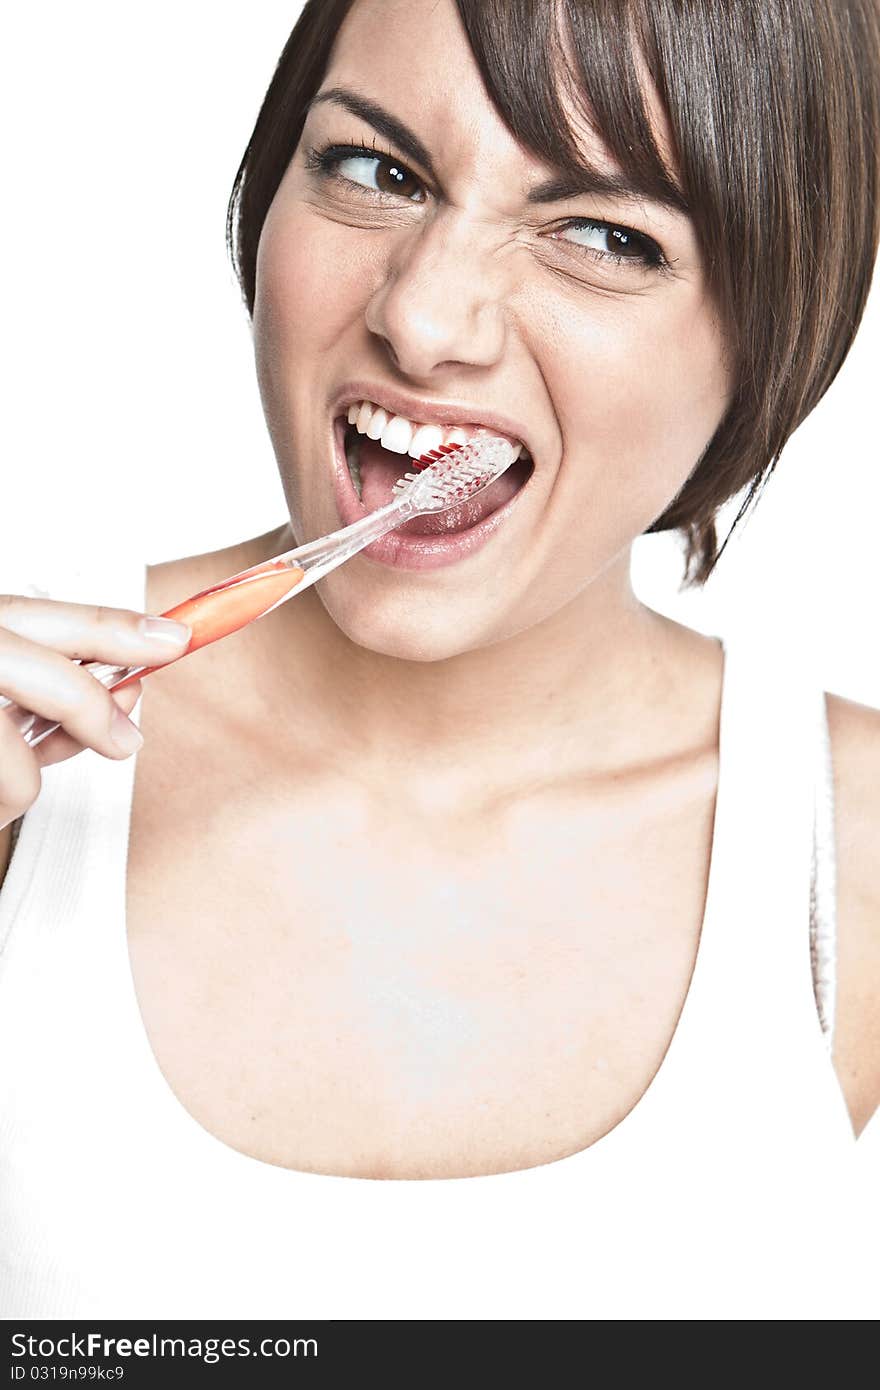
[2,2,878,708]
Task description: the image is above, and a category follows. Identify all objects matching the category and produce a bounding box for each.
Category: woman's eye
[306,147,668,271]
[555,219,663,268]
[308,145,426,202]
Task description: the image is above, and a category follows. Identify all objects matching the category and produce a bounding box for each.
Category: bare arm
[826,692,880,1137]
[0,821,11,893]
[0,594,191,894]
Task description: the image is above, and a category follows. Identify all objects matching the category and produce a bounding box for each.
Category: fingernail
[111,705,144,755]
[140,616,191,647]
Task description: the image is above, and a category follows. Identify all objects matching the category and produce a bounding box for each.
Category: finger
[0,594,191,668]
[0,703,42,825]
[33,680,144,769]
[0,626,145,761]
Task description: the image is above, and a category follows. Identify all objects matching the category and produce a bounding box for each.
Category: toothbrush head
[391,436,518,514]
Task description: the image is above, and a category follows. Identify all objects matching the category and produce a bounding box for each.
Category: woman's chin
[318,585,495,663]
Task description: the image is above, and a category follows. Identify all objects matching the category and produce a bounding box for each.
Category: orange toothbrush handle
[159,563,306,652]
[111,562,305,692]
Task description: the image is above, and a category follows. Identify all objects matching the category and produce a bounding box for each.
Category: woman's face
[253,0,731,661]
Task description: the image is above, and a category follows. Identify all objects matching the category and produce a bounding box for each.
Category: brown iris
[374,157,424,200]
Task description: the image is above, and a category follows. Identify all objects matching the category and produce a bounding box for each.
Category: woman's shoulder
[145,527,290,606]
[825,691,880,1138]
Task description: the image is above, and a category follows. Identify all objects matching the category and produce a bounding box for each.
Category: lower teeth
[344,427,363,501]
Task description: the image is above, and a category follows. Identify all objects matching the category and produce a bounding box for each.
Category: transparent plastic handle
[0,660,144,750]
[0,437,517,752]
[0,503,412,752]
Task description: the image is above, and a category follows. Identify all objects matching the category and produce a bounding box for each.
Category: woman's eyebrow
[527,173,690,219]
[308,85,690,220]
[309,87,438,181]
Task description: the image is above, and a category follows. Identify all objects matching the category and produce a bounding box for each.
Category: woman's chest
[125,734,719,1179]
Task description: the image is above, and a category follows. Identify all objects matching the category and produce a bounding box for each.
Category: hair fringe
[225,0,880,591]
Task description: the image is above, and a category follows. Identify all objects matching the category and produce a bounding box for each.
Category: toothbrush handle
[1,496,412,750]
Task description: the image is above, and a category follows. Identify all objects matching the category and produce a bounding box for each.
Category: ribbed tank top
[0,553,873,1319]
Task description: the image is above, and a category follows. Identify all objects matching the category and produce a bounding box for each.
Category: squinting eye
[557,219,662,267]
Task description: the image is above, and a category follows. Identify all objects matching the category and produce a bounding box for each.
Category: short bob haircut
[227,0,880,586]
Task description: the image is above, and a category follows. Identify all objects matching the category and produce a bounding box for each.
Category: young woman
[0,0,877,1319]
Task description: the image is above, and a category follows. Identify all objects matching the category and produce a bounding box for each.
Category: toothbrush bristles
[411,442,463,473]
[392,435,515,512]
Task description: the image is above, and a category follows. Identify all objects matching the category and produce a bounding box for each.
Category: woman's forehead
[322,0,528,158]
[321,0,681,197]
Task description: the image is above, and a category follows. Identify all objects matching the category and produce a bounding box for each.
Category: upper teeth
[345,399,525,463]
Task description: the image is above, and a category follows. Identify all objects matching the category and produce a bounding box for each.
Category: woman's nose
[363,217,507,381]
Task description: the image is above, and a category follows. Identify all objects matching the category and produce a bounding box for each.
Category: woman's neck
[212,526,701,809]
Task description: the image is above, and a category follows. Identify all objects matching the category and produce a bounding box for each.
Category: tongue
[358,437,528,534]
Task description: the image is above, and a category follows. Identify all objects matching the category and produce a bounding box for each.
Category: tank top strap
[670,623,852,1149]
[707,624,821,999]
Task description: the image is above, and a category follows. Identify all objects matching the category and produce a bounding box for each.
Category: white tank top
[0,552,873,1320]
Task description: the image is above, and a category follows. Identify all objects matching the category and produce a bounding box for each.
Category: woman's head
[230,0,879,660]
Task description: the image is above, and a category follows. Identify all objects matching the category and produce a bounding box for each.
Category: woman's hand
[0,594,191,831]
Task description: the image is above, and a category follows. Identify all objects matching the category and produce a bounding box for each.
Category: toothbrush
[1,435,517,750]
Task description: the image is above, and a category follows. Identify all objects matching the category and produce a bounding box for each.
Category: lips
[331,416,534,571]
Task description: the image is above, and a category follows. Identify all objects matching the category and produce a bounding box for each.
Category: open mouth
[339,398,534,536]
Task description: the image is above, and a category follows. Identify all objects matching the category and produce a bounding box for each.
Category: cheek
[530,287,730,522]
[254,196,375,367]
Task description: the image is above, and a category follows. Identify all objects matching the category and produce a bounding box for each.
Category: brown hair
[227,0,880,586]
